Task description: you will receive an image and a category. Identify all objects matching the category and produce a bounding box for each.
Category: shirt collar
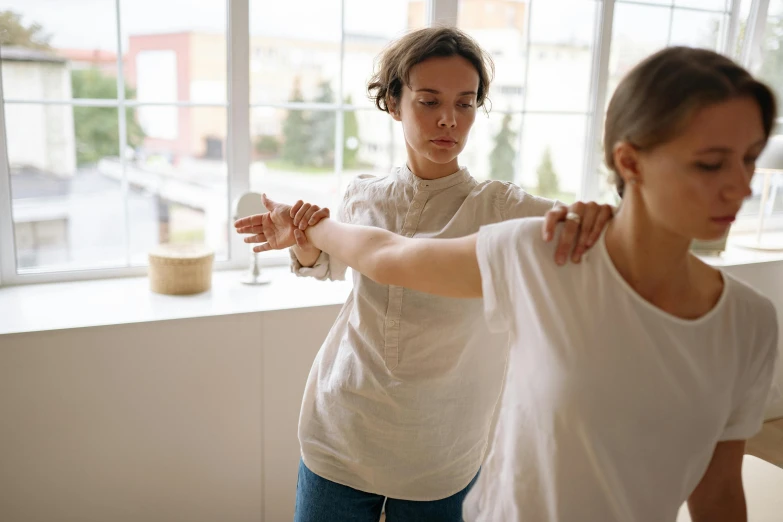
[396,164,472,191]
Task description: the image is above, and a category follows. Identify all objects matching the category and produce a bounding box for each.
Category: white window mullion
[334,0,346,199]
[580,0,616,202]
[740,0,772,70]
[227,0,251,267]
[428,0,459,26]
[723,0,742,58]
[0,63,17,286]
[114,0,131,267]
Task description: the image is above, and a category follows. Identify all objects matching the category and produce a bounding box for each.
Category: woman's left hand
[542,202,615,265]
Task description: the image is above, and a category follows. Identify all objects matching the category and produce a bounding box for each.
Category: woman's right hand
[290,199,331,249]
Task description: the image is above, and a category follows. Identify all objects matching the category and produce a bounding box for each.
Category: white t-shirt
[466,218,779,522]
[290,166,558,500]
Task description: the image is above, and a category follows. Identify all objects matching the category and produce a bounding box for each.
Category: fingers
[234,213,263,229]
[294,228,307,247]
[290,200,304,219]
[586,204,614,247]
[243,233,267,244]
[261,193,279,212]
[301,205,322,229]
[542,206,567,242]
[554,201,584,266]
[308,207,330,225]
[294,203,313,228]
[252,243,272,253]
[572,202,599,263]
[236,225,263,235]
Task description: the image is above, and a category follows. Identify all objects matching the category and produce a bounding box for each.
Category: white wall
[0,262,780,522]
[0,305,338,522]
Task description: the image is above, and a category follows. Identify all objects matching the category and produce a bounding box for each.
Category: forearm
[688,490,747,522]
[305,218,483,298]
[291,245,321,267]
[305,218,400,284]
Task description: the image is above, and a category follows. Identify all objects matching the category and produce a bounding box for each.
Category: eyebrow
[695,140,767,154]
[414,88,477,96]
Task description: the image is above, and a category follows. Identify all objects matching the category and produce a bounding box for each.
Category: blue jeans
[294,459,480,522]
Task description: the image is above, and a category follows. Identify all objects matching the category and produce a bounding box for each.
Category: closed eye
[696,162,722,172]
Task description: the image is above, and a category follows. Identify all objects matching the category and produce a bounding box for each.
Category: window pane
[607,3,671,99]
[461,112,522,183]
[669,8,725,50]
[129,105,229,263]
[526,0,598,113]
[730,133,783,248]
[250,108,340,209]
[518,114,587,203]
[458,0,527,113]
[7,102,128,271]
[249,0,341,105]
[755,0,783,106]
[0,1,119,100]
[674,0,728,10]
[619,0,671,5]
[345,109,407,179]
[343,0,412,110]
[121,0,227,103]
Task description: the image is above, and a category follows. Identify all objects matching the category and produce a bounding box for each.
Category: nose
[438,107,457,128]
[725,162,753,201]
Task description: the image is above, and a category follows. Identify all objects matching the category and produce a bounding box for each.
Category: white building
[1,46,76,177]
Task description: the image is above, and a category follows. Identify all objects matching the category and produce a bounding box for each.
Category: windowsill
[697,241,783,267]
[1,245,782,338]
[0,267,352,337]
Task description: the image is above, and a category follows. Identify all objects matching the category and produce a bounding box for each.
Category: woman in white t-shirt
[251,47,780,521]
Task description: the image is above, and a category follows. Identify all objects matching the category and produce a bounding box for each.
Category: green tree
[536,147,560,198]
[71,69,145,165]
[490,114,516,182]
[254,135,280,157]
[0,10,51,50]
[308,80,336,167]
[343,95,360,169]
[281,80,310,165]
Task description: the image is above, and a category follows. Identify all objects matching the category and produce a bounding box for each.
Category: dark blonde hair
[605,46,777,197]
[367,26,494,113]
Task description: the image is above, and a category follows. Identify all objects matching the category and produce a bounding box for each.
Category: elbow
[361,243,400,287]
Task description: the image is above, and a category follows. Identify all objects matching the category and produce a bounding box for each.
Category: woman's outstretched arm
[306,218,483,299]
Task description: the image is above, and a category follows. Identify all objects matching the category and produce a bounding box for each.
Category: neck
[406,147,461,179]
[604,195,695,303]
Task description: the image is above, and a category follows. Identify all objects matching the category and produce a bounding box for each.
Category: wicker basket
[148,244,215,295]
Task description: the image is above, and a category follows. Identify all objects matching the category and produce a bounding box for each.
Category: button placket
[384,187,430,370]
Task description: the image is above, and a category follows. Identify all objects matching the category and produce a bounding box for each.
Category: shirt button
[412,202,421,209]
[388,320,397,327]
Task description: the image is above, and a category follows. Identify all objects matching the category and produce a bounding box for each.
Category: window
[0,0,777,285]
[1,0,229,283]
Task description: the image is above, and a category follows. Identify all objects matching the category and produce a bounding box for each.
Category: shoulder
[474,180,556,217]
[477,217,548,257]
[344,173,383,194]
[722,273,779,356]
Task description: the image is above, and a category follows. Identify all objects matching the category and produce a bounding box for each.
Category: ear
[612,141,643,186]
[388,97,402,122]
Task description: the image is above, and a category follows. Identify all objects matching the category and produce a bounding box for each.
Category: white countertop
[0,267,352,336]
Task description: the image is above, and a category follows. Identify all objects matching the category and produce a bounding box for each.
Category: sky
[0,0,742,54]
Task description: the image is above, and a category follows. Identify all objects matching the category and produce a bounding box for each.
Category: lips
[711,215,737,225]
[431,137,457,148]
